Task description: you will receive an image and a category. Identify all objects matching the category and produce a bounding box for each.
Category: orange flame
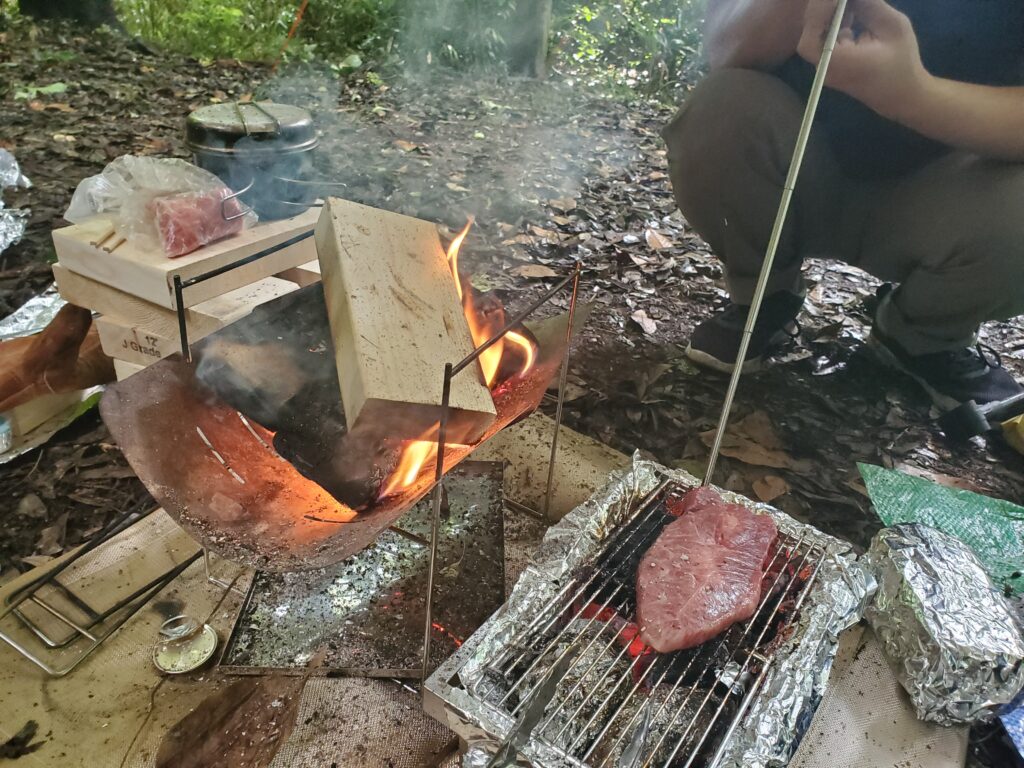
[380,431,437,498]
[380,218,540,498]
[447,218,504,387]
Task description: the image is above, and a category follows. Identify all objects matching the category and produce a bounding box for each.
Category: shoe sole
[866,334,961,411]
[685,345,763,374]
[684,326,795,375]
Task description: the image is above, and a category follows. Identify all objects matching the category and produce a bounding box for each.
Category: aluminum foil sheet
[0,284,66,342]
[0,284,101,465]
[864,523,1024,725]
[425,455,874,768]
[0,148,31,255]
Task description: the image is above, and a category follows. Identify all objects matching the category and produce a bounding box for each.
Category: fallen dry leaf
[735,411,785,451]
[895,463,988,494]
[548,196,576,212]
[501,234,535,246]
[645,229,674,251]
[393,139,419,152]
[753,475,790,502]
[630,309,657,335]
[35,512,68,556]
[528,225,561,240]
[511,264,559,279]
[700,411,812,472]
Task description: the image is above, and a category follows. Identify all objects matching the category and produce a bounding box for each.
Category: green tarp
[859,462,1024,595]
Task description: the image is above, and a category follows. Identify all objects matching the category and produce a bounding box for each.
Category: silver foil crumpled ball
[865,523,1024,725]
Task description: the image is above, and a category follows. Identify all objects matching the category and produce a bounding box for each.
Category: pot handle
[221,176,256,222]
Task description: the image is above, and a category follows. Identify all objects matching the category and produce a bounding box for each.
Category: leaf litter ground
[1,20,1022,768]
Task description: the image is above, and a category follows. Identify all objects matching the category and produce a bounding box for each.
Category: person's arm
[799,0,1024,161]
[705,0,809,71]
[897,79,1024,162]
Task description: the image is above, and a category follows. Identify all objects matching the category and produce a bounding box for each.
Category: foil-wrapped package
[0,147,31,255]
[865,523,1024,725]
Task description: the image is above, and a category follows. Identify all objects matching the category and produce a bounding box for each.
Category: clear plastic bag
[64,155,256,257]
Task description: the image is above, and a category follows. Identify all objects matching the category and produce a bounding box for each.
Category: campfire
[381,218,538,500]
[99,204,573,571]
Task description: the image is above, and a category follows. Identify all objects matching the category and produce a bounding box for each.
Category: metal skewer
[703,0,850,486]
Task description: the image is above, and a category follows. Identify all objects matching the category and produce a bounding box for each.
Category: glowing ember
[380,217,540,498]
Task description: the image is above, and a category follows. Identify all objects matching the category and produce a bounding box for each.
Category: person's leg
[663,67,844,302]
[856,153,1024,406]
[663,68,847,371]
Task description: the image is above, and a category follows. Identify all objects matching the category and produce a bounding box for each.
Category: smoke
[249,37,638,233]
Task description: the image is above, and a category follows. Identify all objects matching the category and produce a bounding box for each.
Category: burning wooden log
[314,198,496,444]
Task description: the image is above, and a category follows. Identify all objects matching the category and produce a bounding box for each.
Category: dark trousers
[663,68,1024,354]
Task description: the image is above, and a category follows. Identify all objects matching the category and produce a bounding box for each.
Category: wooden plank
[3,390,85,436]
[314,197,495,442]
[113,359,146,381]
[275,260,321,287]
[91,277,297,365]
[54,264,297,343]
[51,207,318,310]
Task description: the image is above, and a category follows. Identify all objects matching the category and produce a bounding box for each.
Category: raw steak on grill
[637,488,778,653]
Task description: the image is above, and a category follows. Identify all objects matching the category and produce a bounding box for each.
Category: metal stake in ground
[703,0,850,487]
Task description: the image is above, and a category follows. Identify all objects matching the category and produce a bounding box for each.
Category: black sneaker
[869,323,1023,410]
[685,291,803,374]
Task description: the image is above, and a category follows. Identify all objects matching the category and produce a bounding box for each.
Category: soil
[1,18,1022,768]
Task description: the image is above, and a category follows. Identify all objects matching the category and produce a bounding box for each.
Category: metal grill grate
[475,480,828,768]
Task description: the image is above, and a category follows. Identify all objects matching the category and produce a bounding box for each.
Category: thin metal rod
[422,362,453,682]
[173,274,190,362]
[451,271,576,376]
[389,525,430,547]
[544,262,582,519]
[179,229,315,289]
[503,499,546,522]
[703,0,849,486]
[171,228,316,363]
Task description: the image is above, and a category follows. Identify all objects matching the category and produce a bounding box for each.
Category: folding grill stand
[423,262,583,681]
[170,224,585,685]
[0,501,204,677]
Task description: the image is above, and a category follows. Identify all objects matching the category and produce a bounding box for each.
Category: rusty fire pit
[100,282,574,571]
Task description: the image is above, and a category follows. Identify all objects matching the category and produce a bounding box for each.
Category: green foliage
[300,0,399,61]
[553,0,705,96]
[108,0,703,96]
[13,82,68,99]
[397,0,518,69]
[116,0,294,61]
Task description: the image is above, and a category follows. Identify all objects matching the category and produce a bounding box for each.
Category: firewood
[314,197,495,442]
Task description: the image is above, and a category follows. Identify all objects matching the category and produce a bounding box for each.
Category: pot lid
[186,101,318,154]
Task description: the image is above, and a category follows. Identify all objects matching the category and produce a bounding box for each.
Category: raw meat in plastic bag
[64,155,255,257]
[151,188,247,258]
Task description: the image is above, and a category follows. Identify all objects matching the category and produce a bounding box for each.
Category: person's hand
[797,0,930,120]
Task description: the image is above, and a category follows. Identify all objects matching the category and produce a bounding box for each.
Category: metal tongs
[703,0,851,486]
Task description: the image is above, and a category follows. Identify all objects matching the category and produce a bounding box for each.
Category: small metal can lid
[185,101,318,156]
[153,615,219,674]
